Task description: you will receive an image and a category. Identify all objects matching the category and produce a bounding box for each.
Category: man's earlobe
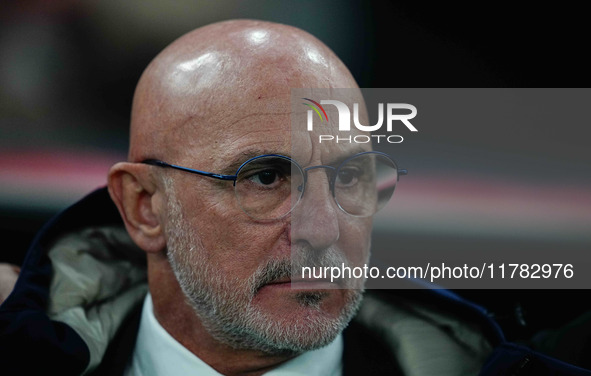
[108,162,167,253]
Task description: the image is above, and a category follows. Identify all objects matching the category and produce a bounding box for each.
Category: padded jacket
[1,188,590,375]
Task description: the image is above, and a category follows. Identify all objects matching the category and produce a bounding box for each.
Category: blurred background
[1,0,590,354]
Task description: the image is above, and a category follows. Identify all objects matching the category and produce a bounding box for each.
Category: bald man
[109,19,370,375]
[2,19,589,376]
[104,19,390,376]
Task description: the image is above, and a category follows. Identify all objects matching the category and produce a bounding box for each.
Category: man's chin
[245,304,344,354]
[237,286,362,352]
[185,280,362,354]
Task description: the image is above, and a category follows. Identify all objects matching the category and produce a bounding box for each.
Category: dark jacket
[1,188,590,375]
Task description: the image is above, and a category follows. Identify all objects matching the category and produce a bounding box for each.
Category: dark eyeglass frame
[142,151,407,219]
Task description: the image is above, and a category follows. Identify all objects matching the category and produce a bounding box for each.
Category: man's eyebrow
[220,149,291,174]
[219,147,369,173]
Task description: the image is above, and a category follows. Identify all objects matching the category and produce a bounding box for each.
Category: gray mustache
[250,247,349,292]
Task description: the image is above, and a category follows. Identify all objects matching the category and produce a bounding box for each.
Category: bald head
[108,21,369,367]
[129,20,358,161]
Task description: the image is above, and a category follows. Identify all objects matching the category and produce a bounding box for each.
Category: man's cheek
[207,228,270,275]
[339,219,371,263]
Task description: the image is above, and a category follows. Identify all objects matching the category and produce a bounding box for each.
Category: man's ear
[108,162,167,253]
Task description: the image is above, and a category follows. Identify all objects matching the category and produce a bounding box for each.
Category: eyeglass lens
[234,153,398,220]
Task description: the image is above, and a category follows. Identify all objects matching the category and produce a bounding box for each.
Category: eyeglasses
[143,151,407,221]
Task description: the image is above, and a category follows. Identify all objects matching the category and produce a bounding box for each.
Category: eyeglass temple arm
[377,168,408,192]
[142,159,237,181]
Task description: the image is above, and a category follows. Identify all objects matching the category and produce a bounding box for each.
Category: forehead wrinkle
[215,137,289,167]
[168,96,292,146]
[156,109,291,171]
[223,111,291,129]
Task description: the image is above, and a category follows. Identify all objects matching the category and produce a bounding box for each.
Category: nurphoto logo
[303,98,418,144]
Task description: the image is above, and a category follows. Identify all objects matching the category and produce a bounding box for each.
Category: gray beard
[163,180,364,354]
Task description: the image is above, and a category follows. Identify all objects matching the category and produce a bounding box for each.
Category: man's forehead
[129,20,360,163]
[164,88,372,168]
[163,93,290,159]
[167,98,371,168]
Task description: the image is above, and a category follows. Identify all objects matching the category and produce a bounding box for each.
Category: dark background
[1,0,590,361]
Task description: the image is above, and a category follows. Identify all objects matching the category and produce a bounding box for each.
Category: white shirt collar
[126,293,343,376]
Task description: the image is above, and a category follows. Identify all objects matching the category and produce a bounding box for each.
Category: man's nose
[289,169,340,250]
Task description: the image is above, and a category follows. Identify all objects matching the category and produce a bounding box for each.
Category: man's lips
[261,277,340,289]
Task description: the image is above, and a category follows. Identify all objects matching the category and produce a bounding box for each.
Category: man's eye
[336,168,360,187]
[250,170,280,185]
